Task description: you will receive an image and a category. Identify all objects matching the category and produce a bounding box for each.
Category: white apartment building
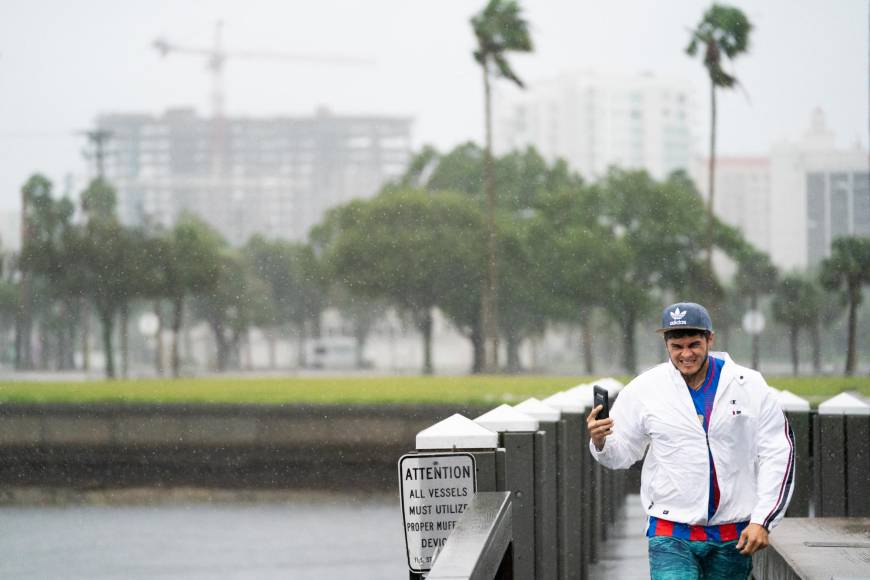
[0,210,20,253]
[494,70,698,180]
[697,109,869,271]
[98,107,412,245]
[699,156,771,260]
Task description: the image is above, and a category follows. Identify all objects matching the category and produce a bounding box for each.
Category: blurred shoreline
[0,485,396,507]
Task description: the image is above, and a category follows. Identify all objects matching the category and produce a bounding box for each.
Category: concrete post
[584,377,626,544]
[515,397,561,580]
[543,391,587,580]
[563,384,595,566]
[815,393,870,517]
[475,404,540,580]
[409,413,500,579]
[846,410,870,517]
[774,389,811,517]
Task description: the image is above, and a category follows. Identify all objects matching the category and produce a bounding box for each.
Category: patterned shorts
[648,536,752,580]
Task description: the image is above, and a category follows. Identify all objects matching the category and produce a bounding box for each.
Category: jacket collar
[711,351,738,386]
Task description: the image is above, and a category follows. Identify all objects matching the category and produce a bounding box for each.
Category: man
[588,302,794,580]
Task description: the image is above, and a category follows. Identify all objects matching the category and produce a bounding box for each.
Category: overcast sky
[0,0,867,213]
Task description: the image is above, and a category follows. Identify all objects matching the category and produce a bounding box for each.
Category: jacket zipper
[704,430,712,526]
[703,374,735,526]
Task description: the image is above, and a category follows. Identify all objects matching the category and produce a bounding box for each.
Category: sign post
[742,309,766,370]
[399,452,478,574]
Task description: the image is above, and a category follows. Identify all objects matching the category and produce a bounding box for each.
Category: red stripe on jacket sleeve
[763,418,795,528]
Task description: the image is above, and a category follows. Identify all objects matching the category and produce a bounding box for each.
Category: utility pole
[83,129,112,180]
[14,183,32,370]
[78,128,113,373]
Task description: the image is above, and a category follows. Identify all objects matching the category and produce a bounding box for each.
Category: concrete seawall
[0,403,487,492]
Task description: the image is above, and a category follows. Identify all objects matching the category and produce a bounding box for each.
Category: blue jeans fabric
[648,536,752,580]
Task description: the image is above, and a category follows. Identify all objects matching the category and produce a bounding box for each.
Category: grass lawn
[0,375,867,407]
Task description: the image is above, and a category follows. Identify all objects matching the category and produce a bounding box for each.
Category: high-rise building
[804,165,870,266]
[0,210,20,253]
[98,107,412,245]
[494,70,697,180]
[698,156,771,259]
[696,109,869,271]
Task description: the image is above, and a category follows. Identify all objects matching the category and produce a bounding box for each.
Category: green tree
[322,189,485,374]
[246,238,325,369]
[772,273,823,375]
[526,185,611,373]
[72,219,124,378]
[714,284,746,354]
[327,285,388,370]
[80,177,117,219]
[72,178,152,378]
[399,144,581,371]
[292,245,328,367]
[413,143,579,212]
[686,3,752,270]
[471,0,533,371]
[193,250,273,371]
[17,174,81,371]
[437,216,546,374]
[496,219,550,372]
[137,233,173,376]
[116,228,158,378]
[734,249,778,369]
[245,236,286,367]
[408,143,482,195]
[820,236,870,375]
[599,169,721,373]
[161,215,223,377]
[0,258,17,364]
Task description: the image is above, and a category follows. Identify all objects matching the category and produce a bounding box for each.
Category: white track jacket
[589,353,795,531]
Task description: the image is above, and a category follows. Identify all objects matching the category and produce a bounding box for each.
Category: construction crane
[153,20,372,120]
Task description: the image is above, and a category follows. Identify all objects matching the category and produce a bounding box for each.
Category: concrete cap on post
[542,391,587,414]
[565,384,594,409]
[475,404,540,432]
[514,398,561,422]
[416,413,499,450]
[818,392,870,415]
[776,389,811,412]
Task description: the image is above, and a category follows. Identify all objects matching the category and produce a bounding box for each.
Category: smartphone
[593,385,610,420]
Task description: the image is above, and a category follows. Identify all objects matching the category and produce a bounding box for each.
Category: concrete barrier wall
[0,403,488,491]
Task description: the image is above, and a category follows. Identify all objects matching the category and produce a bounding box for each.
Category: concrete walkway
[589,493,650,580]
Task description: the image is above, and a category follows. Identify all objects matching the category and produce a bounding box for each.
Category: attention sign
[398,452,477,572]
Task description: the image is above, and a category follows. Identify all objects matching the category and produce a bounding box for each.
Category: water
[0,498,408,579]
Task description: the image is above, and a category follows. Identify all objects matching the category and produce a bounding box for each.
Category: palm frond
[493,54,524,88]
[471,0,533,87]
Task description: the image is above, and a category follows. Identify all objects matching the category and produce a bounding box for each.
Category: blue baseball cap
[657,302,713,333]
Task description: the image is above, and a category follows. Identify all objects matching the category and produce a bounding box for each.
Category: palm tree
[471,0,532,372]
[820,236,870,375]
[772,273,822,376]
[686,4,752,271]
[734,249,778,370]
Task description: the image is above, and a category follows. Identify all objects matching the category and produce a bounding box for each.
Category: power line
[80,129,113,179]
[0,130,78,140]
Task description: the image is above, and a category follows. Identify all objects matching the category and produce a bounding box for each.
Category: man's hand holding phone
[587,404,614,451]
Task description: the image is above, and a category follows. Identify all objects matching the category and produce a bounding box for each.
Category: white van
[309,338,358,369]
